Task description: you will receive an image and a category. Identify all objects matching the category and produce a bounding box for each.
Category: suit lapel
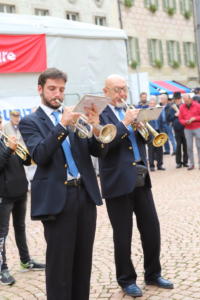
[105,106,121,125]
[36,107,54,131]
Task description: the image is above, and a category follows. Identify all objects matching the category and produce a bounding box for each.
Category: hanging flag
[0,34,47,73]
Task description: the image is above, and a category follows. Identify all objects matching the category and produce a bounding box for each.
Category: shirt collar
[40,104,62,117]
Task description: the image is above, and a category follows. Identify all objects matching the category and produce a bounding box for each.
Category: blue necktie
[115,107,141,161]
[52,111,79,177]
[162,108,166,122]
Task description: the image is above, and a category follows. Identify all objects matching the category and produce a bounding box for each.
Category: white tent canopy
[0,13,127,39]
[0,13,128,120]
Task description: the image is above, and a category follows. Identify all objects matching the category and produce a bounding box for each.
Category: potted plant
[124,0,133,8]
[154,59,163,68]
[188,61,195,68]
[167,7,175,16]
[149,4,157,13]
[171,61,180,68]
[130,60,138,69]
[184,11,191,20]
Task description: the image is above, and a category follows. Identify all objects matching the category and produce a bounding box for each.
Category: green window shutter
[183,42,188,65]
[166,41,171,64]
[163,0,166,10]
[148,39,153,64]
[144,0,148,8]
[127,37,132,63]
[173,0,176,9]
[193,43,196,63]
[159,40,164,63]
[135,38,140,64]
[177,42,181,63]
[180,0,183,14]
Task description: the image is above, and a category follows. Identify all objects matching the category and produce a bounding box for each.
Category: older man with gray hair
[178,93,200,170]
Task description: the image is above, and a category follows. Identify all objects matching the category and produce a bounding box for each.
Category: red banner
[0,34,47,73]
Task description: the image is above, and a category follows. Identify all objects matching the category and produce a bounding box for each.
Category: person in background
[192,87,200,103]
[179,94,200,170]
[0,128,45,286]
[159,94,176,155]
[136,92,149,108]
[168,92,188,168]
[3,111,25,147]
[19,68,107,300]
[148,96,165,171]
[98,74,173,298]
[0,116,3,131]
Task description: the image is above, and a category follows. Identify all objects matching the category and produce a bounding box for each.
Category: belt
[67,178,83,187]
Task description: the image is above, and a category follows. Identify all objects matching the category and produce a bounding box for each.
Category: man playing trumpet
[0,126,45,286]
[19,68,108,300]
[98,74,173,298]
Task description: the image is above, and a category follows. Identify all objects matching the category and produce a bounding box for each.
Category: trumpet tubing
[55,99,117,142]
[95,124,117,144]
[0,131,30,161]
[145,122,168,147]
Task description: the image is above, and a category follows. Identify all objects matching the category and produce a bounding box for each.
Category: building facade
[121,0,198,86]
[0,0,119,27]
[0,0,198,86]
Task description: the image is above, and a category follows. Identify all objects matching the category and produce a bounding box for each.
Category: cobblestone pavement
[1,153,200,300]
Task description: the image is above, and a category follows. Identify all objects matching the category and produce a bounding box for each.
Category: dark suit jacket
[0,139,30,198]
[19,107,106,220]
[98,106,151,199]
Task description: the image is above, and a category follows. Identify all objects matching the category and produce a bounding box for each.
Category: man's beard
[41,93,62,109]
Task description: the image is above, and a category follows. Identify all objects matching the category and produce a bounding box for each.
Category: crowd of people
[136,90,200,171]
[0,68,200,300]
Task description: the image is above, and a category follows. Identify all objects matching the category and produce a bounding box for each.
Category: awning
[149,80,191,95]
[149,83,160,95]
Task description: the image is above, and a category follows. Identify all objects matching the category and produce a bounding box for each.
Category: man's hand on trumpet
[122,108,140,127]
[60,107,81,127]
[84,104,101,137]
[6,136,18,152]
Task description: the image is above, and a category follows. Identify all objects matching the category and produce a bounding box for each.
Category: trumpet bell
[98,124,117,144]
[152,133,168,147]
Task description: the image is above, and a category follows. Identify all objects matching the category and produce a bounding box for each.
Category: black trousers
[148,143,163,168]
[0,194,30,271]
[43,185,97,300]
[105,186,161,288]
[175,131,188,165]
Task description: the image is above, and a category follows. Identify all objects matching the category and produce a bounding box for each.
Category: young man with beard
[19,68,107,300]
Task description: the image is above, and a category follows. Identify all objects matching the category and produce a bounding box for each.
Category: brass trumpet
[0,131,30,161]
[56,99,117,143]
[121,100,168,147]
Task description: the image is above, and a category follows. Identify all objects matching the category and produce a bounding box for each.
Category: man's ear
[38,85,42,95]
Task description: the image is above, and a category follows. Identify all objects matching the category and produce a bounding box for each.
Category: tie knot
[115,107,123,112]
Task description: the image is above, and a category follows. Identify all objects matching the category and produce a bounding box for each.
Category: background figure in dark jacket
[168,93,188,168]
[0,135,45,286]
[148,97,165,171]
[192,87,200,103]
[159,94,176,155]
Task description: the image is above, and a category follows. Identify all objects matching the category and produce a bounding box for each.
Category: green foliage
[154,59,163,68]
[149,4,157,13]
[130,60,138,69]
[171,61,180,68]
[184,11,191,20]
[188,61,195,68]
[167,7,175,16]
[124,0,133,8]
